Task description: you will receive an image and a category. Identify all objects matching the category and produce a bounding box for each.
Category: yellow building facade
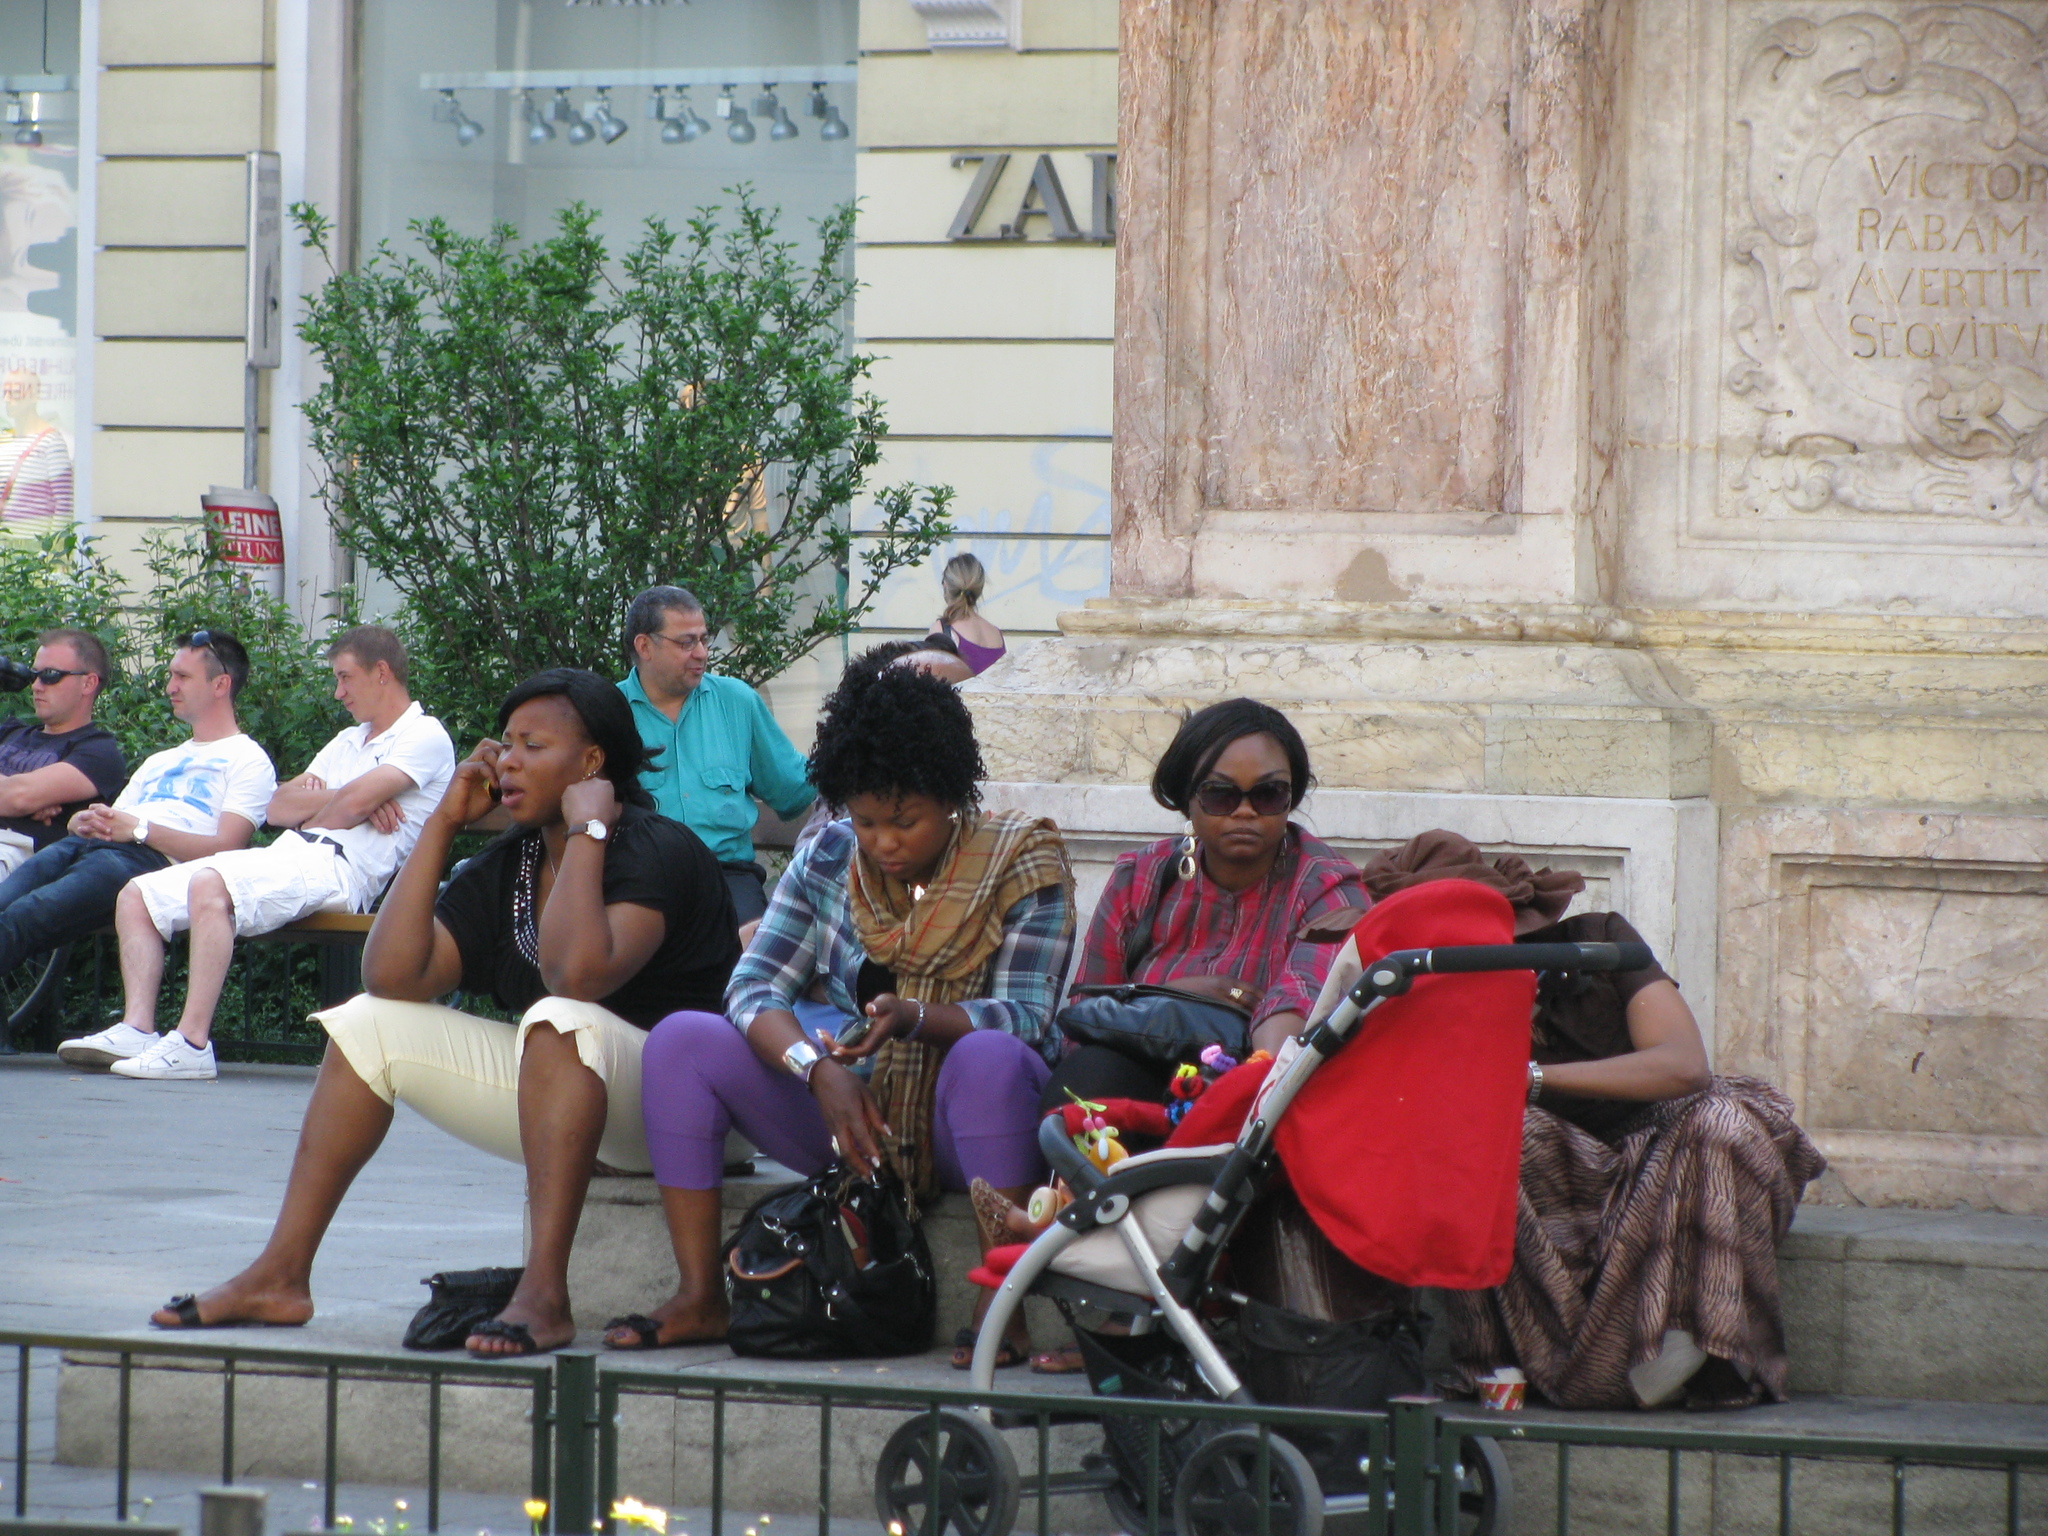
[44,0,1117,729]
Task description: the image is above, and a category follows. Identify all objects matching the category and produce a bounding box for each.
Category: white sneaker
[110,1032,218,1081]
[57,1022,162,1069]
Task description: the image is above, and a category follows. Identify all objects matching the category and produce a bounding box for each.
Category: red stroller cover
[1167,880,1533,1289]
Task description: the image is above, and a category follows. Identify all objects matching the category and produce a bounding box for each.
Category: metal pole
[551,1352,597,1536]
[1388,1397,1434,1536]
[243,364,259,490]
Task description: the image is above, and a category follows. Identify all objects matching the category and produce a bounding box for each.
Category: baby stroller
[871,886,1652,1536]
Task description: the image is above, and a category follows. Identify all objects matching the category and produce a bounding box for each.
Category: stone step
[54,1348,2048,1536]
[52,1199,2048,1534]
[572,1170,2048,1407]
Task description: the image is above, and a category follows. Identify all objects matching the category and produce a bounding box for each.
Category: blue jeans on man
[0,837,170,979]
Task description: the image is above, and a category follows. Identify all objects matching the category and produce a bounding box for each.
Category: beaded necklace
[511,834,560,967]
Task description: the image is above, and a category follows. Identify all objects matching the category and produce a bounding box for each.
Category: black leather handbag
[722,1163,936,1358]
[402,1266,523,1351]
[1055,981,1255,1064]
[1054,847,1262,1066]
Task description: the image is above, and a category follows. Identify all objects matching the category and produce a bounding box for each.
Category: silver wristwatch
[571,818,609,842]
[131,818,151,845]
[783,1039,823,1084]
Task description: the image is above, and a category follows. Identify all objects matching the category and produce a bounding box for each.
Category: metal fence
[4,1330,2044,1536]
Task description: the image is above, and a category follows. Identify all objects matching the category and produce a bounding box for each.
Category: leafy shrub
[294,192,953,743]
[0,525,347,782]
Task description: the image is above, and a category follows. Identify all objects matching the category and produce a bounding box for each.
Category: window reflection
[0,0,81,536]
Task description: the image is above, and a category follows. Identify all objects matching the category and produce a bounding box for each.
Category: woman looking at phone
[148,669,740,1357]
[619,650,1075,1366]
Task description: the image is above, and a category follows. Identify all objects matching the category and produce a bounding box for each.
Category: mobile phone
[833,1013,876,1051]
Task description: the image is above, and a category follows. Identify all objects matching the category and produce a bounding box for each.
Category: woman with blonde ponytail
[927,552,1006,675]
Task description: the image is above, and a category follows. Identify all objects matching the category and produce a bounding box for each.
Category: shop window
[0,0,81,537]
[358,0,857,265]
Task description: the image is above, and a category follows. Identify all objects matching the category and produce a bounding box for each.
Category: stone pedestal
[967,0,2048,1214]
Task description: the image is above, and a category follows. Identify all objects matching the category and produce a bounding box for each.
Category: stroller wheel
[1449,1435,1513,1536]
[1172,1430,1323,1536]
[874,1408,1022,1536]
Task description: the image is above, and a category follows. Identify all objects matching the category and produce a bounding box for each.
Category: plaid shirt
[724,819,1076,1062]
[1075,827,1367,1028]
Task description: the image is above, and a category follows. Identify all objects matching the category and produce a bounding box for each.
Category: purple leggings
[641,1011,1053,1192]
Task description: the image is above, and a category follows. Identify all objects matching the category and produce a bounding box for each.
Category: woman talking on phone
[148,669,739,1357]
[617,648,1075,1366]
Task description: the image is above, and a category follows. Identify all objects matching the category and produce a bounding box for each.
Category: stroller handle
[1418,939,1654,975]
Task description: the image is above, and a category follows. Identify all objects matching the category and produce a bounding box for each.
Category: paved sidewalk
[0,1054,526,1346]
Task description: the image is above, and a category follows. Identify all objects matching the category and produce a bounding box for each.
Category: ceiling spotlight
[818,103,849,141]
[590,88,628,144]
[438,89,484,147]
[654,87,688,144]
[4,93,38,147]
[674,88,709,142]
[549,86,594,143]
[565,108,597,146]
[769,105,799,141]
[522,90,555,143]
[721,86,755,144]
[808,83,829,119]
[752,85,780,119]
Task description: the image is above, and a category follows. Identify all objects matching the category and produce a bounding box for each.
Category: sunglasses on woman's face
[1193,779,1292,817]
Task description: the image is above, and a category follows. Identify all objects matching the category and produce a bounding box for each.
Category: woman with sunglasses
[1041,698,1369,1109]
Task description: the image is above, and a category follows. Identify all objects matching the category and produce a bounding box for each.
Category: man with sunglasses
[618,585,813,925]
[0,630,276,1059]
[0,629,128,882]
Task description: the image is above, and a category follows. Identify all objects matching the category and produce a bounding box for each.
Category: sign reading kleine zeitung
[1725,5,2048,532]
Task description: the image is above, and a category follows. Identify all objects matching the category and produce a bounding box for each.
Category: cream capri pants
[314,991,651,1172]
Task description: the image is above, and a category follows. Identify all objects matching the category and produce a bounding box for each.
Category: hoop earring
[1178,825,1199,881]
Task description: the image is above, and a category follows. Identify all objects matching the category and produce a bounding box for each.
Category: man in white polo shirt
[60,626,454,1082]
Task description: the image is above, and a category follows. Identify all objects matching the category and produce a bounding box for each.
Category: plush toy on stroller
[870,880,1655,1536]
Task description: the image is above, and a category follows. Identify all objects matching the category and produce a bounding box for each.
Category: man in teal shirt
[619,586,815,923]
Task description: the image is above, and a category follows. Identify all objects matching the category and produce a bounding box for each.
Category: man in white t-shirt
[0,629,276,1036]
[63,626,455,1082]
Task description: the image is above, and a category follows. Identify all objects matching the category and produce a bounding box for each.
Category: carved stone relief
[1723,4,2048,536]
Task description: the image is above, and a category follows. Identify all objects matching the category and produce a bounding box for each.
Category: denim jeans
[0,837,170,979]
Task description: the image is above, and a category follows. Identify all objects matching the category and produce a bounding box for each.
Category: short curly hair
[808,657,986,811]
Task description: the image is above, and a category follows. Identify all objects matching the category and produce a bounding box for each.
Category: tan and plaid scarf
[849,809,1074,1203]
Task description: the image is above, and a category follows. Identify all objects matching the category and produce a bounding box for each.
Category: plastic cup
[1478,1367,1526,1412]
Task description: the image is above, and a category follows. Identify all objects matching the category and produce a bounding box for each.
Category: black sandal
[602,1314,666,1351]
[153,1294,207,1329]
[950,1326,1026,1371]
[465,1318,550,1358]
[152,1294,301,1330]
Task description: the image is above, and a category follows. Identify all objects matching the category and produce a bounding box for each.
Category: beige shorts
[314,992,650,1172]
[129,833,353,941]
[0,832,32,879]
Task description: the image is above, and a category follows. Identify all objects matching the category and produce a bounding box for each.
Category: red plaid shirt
[1075,827,1368,1027]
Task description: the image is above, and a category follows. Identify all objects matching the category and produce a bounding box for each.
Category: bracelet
[1526,1060,1544,1105]
[907,999,927,1041]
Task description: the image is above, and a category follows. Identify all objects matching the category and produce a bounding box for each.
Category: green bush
[0,524,347,782]
[294,192,952,743]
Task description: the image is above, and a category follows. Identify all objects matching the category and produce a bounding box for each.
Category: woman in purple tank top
[927,552,1007,674]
